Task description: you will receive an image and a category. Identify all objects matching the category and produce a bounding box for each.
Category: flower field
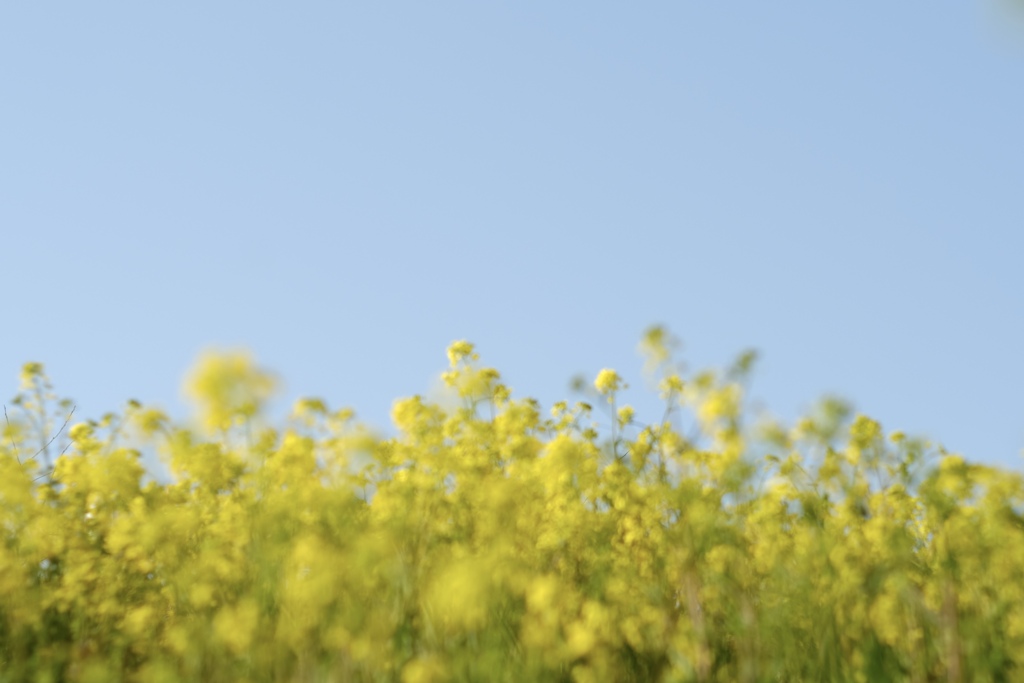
[2,330,1022,682]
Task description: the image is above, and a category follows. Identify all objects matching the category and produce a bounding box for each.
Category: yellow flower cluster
[1,342,1022,682]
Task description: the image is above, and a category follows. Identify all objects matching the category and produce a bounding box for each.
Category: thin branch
[31,405,75,461]
[4,405,21,465]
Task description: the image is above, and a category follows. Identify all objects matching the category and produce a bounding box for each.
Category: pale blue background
[3,3,1022,470]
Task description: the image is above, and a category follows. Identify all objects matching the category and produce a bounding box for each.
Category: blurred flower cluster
[2,330,1022,682]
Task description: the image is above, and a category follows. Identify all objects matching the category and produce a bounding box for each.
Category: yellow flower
[593,368,622,397]
[401,655,448,683]
[5,331,1023,682]
[19,361,45,389]
[184,350,276,432]
[617,405,635,427]
[446,340,476,366]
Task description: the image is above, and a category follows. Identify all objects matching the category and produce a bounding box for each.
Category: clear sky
[3,3,1022,471]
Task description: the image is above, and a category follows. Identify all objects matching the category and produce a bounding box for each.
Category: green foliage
[1,335,1022,682]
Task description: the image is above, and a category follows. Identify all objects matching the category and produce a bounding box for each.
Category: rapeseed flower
[0,333,1019,682]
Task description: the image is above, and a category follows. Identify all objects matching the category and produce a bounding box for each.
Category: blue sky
[3,2,1022,470]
